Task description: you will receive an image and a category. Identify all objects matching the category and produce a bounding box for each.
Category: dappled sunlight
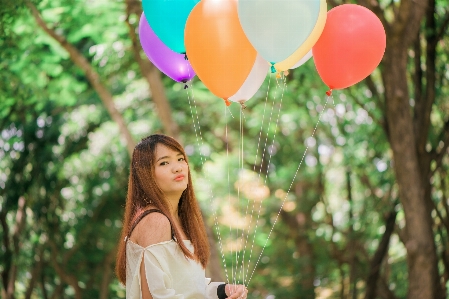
[234,169,270,202]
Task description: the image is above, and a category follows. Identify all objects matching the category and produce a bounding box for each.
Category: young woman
[116,134,248,299]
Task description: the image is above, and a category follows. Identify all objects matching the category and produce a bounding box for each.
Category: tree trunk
[358,0,441,297]
[382,25,441,299]
[125,0,180,139]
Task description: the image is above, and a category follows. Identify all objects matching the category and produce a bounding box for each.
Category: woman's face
[153,144,189,197]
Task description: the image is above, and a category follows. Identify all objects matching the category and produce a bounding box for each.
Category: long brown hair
[115,134,210,284]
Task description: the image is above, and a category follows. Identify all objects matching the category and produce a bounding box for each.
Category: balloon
[185,0,257,100]
[142,0,199,54]
[274,0,326,72]
[312,4,386,91]
[229,54,269,103]
[290,50,313,69]
[238,0,322,65]
[139,13,196,83]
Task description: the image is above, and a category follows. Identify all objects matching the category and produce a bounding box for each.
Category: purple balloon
[139,13,196,82]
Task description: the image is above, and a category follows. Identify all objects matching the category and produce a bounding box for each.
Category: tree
[355,0,449,297]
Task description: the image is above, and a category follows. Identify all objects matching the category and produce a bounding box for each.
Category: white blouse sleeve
[205,279,223,299]
[143,249,185,299]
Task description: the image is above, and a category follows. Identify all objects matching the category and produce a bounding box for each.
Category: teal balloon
[238,0,321,63]
[142,0,199,54]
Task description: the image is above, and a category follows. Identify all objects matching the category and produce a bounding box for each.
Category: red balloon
[312,4,386,90]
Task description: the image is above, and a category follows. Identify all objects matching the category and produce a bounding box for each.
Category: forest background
[1,0,449,298]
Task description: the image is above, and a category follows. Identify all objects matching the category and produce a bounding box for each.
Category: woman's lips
[174,175,185,181]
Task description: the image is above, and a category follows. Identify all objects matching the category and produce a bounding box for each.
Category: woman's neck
[164,193,180,218]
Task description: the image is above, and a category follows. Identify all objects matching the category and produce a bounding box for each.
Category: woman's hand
[225,284,248,299]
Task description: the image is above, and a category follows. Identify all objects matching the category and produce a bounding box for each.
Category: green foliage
[1,0,448,298]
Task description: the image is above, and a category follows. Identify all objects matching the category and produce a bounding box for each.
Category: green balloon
[142,0,200,54]
[238,0,321,63]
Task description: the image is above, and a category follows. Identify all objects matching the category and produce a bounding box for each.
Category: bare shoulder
[131,212,172,247]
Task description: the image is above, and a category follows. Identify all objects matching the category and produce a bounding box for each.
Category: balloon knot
[283,70,289,76]
[276,72,281,79]
[238,100,247,110]
[326,89,332,96]
[270,65,276,73]
[184,84,188,89]
[224,98,231,107]
[184,54,188,60]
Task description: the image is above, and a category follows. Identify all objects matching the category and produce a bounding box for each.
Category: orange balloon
[185,0,257,100]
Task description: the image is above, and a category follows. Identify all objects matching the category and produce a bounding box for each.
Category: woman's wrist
[217,283,228,299]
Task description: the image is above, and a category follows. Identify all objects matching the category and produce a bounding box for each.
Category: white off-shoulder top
[126,239,222,299]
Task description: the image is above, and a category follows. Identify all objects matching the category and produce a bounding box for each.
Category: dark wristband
[217,283,228,299]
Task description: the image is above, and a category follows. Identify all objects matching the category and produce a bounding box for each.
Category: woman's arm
[133,212,181,299]
[141,260,153,299]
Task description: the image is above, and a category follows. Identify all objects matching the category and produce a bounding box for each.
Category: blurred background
[1,0,448,298]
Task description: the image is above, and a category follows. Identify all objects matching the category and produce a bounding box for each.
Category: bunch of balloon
[238,0,327,74]
[312,4,386,95]
[184,0,269,106]
[138,0,385,106]
[139,13,196,84]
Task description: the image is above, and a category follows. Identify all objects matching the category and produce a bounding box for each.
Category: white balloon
[229,54,269,103]
[290,50,313,69]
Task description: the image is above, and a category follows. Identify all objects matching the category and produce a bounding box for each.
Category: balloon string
[244,73,285,282]
[232,72,273,287]
[226,105,235,286]
[246,93,332,286]
[184,82,230,284]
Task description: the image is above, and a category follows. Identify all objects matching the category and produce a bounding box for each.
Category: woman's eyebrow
[156,153,183,162]
[156,155,169,162]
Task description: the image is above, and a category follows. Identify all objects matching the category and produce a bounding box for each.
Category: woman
[116,134,248,299]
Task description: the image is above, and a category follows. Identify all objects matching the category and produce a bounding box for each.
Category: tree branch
[26,0,136,156]
[438,171,449,231]
[124,0,179,139]
[364,210,397,299]
[48,239,82,299]
[412,31,423,113]
[435,10,449,43]
[415,0,437,158]
[377,275,399,299]
[0,210,11,298]
[99,245,118,299]
[25,245,45,299]
[431,120,449,177]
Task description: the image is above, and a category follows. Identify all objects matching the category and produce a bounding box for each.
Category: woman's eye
[178,157,185,162]
[160,161,168,166]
